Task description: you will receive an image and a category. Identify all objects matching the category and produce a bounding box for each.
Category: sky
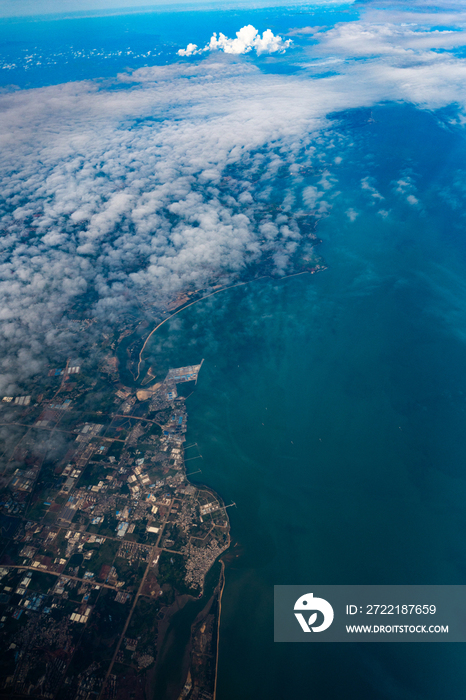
[2,0,466,393]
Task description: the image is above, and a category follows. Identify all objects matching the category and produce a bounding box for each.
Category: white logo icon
[294,592,334,632]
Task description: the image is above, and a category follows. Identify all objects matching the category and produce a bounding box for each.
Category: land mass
[0,343,229,700]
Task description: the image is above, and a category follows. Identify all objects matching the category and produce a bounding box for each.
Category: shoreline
[135,267,321,698]
[135,266,323,382]
[135,277,266,381]
[135,357,230,700]
[213,559,226,700]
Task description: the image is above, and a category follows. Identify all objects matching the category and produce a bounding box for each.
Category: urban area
[0,333,231,700]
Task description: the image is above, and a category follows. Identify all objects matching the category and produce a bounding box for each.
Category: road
[98,497,175,699]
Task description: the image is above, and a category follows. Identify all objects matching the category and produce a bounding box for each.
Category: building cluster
[0,358,229,699]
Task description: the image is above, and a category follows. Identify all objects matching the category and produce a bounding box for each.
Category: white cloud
[0,61,339,391]
[0,0,357,19]
[393,175,421,207]
[178,43,199,57]
[395,177,415,195]
[178,25,291,57]
[314,21,466,59]
[361,176,384,201]
[302,186,322,208]
[3,0,466,392]
[346,208,359,222]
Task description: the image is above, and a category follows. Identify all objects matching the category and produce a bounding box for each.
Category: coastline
[213,560,226,700]
[135,279,266,381]
[130,356,230,699]
[135,254,326,382]
[133,266,325,699]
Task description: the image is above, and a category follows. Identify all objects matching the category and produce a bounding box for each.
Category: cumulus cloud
[177,43,199,57]
[3,0,466,392]
[178,25,291,57]
[346,208,359,222]
[361,176,384,201]
[394,176,419,203]
[0,61,337,391]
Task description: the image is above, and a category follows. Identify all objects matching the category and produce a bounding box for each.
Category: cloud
[393,175,421,207]
[178,43,200,57]
[315,23,466,58]
[287,26,327,37]
[361,176,384,201]
[0,61,338,391]
[346,208,359,221]
[0,0,357,19]
[3,0,466,393]
[178,25,291,57]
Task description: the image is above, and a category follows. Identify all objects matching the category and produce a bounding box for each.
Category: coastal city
[0,342,230,700]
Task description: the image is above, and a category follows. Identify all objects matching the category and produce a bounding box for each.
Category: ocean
[143,104,466,698]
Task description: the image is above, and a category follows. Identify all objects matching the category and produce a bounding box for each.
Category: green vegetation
[95,515,119,538]
[43,509,58,524]
[107,441,124,460]
[26,499,49,521]
[54,529,68,556]
[79,463,104,487]
[85,538,119,575]
[127,597,161,646]
[28,571,56,592]
[0,541,21,565]
[157,551,192,595]
[122,520,146,542]
[151,408,171,424]
[67,552,84,570]
[112,558,146,591]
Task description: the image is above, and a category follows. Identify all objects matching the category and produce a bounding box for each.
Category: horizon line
[0,0,355,21]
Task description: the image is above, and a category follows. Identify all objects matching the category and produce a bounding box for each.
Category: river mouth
[150,561,223,700]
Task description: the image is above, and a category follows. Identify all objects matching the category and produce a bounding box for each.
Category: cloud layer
[3,2,466,392]
[0,61,335,391]
[178,25,291,56]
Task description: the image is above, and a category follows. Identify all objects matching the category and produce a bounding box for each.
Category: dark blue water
[143,104,466,698]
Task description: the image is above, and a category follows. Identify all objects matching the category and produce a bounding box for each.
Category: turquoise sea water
[144,105,466,698]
